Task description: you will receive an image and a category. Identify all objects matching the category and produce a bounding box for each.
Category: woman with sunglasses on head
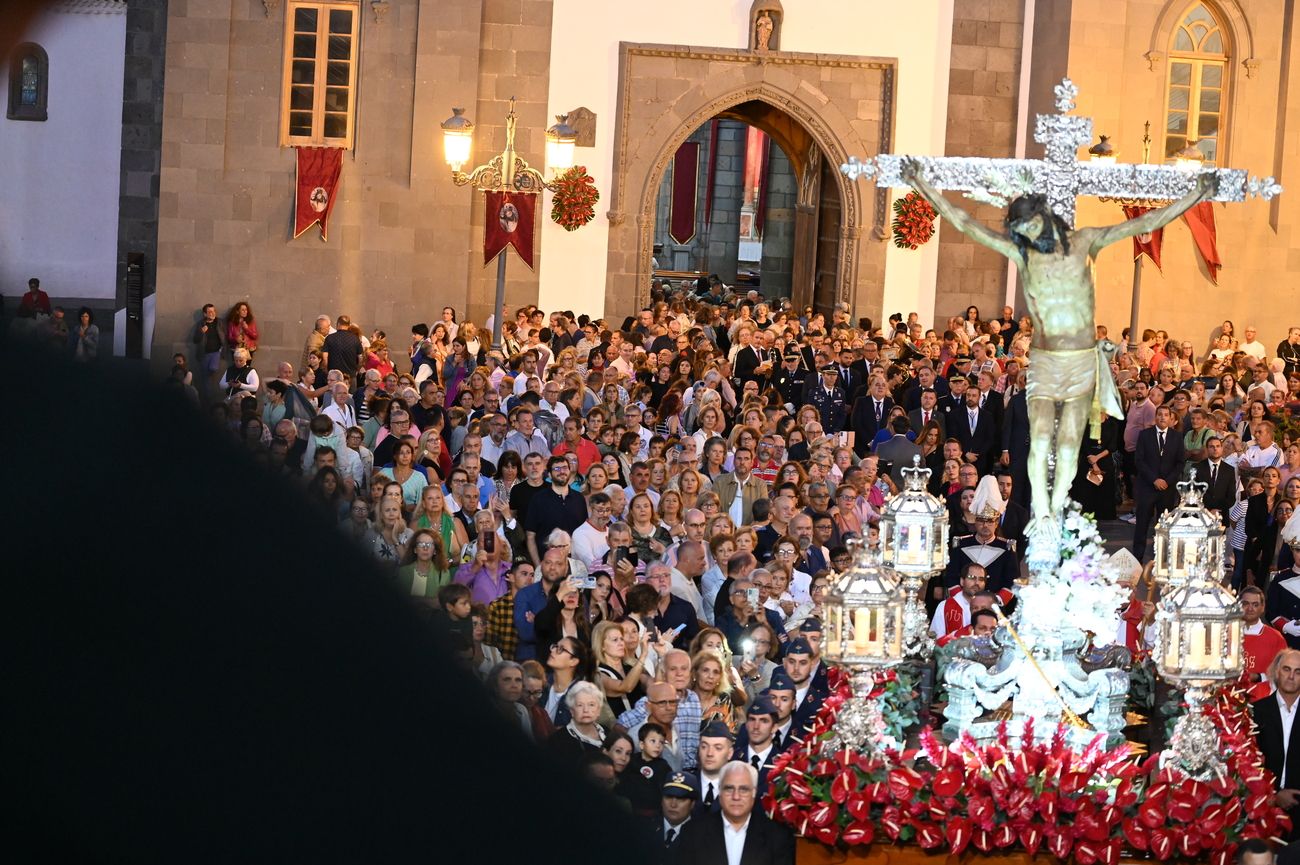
[394,527,453,597]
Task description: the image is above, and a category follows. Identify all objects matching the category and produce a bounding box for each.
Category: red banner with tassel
[294,147,344,241]
[1121,205,1163,270]
[483,190,537,269]
[1181,200,1221,284]
[669,142,699,244]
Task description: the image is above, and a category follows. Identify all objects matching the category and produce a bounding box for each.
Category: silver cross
[841,78,1282,227]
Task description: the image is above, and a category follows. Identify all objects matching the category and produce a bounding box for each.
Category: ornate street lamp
[1154,559,1243,779]
[877,455,949,659]
[1152,472,1226,589]
[440,98,577,351]
[822,541,905,755]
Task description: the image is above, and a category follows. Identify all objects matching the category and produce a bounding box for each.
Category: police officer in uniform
[774,347,807,409]
[651,771,698,861]
[731,695,781,798]
[802,364,848,434]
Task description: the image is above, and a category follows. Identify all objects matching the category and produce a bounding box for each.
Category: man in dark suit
[1132,405,1187,559]
[848,376,893,456]
[995,471,1030,560]
[999,379,1031,509]
[1253,649,1300,841]
[834,346,862,402]
[731,695,780,799]
[875,416,923,488]
[733,338,775,390]
[801,365,848,434]
[675,761,796,865]
[953,387,998,475]
[902,364,948,410]
[1195,435,1237,518]
[938,372,972,431]
[908,386,946,441]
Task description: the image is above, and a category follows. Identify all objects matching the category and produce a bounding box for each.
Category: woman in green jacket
[394,528,454,599]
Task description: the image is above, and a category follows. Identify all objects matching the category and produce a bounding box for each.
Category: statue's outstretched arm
[1085,172,1218,257]
[901,159,1019,261]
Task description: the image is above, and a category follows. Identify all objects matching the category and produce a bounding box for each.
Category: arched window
[7,42,48,122]
[1164,3,1228,165]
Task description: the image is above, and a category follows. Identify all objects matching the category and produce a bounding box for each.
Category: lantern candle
[854,608,875,653]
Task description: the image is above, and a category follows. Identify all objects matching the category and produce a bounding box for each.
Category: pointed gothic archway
[604,43,897,318]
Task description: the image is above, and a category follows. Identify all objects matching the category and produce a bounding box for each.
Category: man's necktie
[664,828,676,847]
[704,782,715,807]
[875,401,882,423]
[1210,463,1218,486]
[751,754,762,769]
[1158,431,1166,456]
[923,411,930,425]
[969,410,977,434]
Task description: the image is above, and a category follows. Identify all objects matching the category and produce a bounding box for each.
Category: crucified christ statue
[901,159,1218,557]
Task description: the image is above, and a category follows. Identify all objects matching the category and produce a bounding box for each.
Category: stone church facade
[126,0,1297,364]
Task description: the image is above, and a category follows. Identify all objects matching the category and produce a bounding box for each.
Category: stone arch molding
[1145,0,1256,75]
[605,43,895,317]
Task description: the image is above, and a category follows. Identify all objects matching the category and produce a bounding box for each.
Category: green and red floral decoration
[891,191,937,249]
[764,667,1288,865]
[549,166,600,231]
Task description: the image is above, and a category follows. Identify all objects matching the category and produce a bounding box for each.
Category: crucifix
[840,78,1281,571]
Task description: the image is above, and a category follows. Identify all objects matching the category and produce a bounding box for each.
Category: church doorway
[649,102,844,316]
[602,44,894,323]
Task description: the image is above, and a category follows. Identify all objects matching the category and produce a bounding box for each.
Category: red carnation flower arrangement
[891,191,937,249]
[765,670,1290,864]
[549,166,599,231]
[1124,685,1291,865]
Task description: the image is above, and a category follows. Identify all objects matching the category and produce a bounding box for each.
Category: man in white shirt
[1254,649,1300,827]
[480,413,510,468]
[571,493,612,566]
[1240,325,1268,360]
[512,351,541,395]
[1243,422,1283,469]
[610,341,637,379]
[322,382,357,435]
[670,540,710,624]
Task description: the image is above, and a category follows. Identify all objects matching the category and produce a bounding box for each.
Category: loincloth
[1025,347,1096,402]
[1025,342,1125,423]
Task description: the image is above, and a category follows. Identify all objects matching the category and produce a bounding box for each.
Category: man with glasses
[619,650,700,772]
[372,409,414,467]
[675,761,794,864]
[524,456,588,566]
[645,561,699,649]
[572,492,613,567]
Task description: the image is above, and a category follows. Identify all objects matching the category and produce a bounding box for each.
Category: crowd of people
[173,284,1300,862]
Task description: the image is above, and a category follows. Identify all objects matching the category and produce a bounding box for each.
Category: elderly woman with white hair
[544,680,606,760]
[220,347,259,401]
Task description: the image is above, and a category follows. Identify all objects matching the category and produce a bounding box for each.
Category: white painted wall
[540,0,954,325]
[0,6,126,302]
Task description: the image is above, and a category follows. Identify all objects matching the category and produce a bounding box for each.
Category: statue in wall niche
[755,12,774,51]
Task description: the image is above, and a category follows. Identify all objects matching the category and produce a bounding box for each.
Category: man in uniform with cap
[939,371,973,427]
[695,720,736,816]
[653,771,698,857]
[782,637,825,737]
[943,475,1019,593]
[802,364,848,434]
[797,618,830,694]
[774,347,807,410]
[733,695,781,798]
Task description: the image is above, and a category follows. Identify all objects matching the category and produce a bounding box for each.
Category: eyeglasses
[415,541,435,549]
[775,549,796,558]
[550,643,575,657]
